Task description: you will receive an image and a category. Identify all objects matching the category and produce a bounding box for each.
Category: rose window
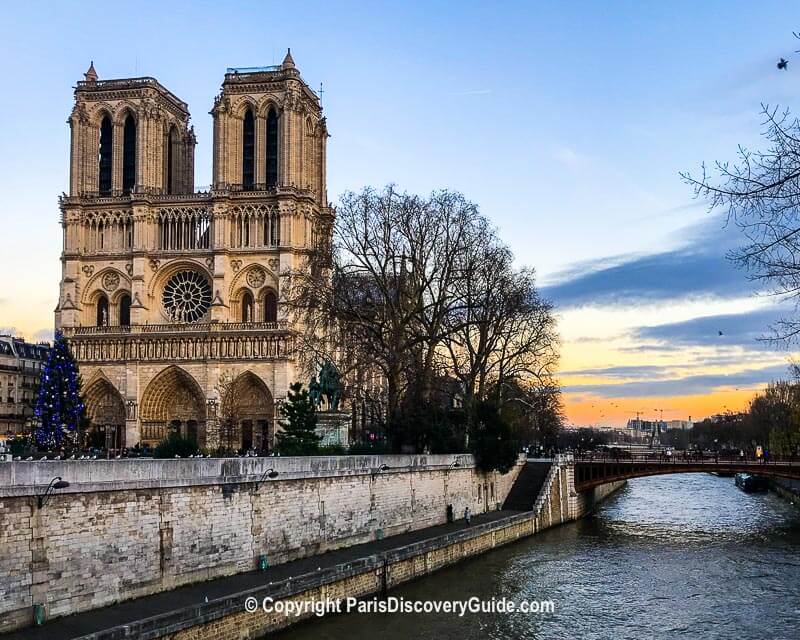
[162,270,212,323]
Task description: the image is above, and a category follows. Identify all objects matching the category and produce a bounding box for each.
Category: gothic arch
[84,375,126,428]
[265,106,279,188]
[146,259,213,299]
[232,372,274,418]
[262,289,278,323]
[233,96,259,119]
[230,286,255,321]
[257,97,281,118]
[89,103,115,127]
[140,366,206,430]
[230,372,275,452]
[227,263,277,300]
[81,268,131,306]
[112,104,139,126]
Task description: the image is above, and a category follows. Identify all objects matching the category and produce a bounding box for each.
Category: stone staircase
[502,459,553,511]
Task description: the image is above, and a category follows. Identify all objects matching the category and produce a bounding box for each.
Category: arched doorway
[84,377,126,451]
[140,366,206,445]
[231,372,274,453]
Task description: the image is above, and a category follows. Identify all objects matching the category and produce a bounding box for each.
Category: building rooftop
[76,69,189,114]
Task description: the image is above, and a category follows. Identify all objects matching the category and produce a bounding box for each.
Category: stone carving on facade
[246,266,266,288]
[125,263,133,276]
[205,257,214,270]
[149,258,160,271]
[82,265,95,277]
[125,399,137,420]
[102,271,120,291]
[231,259,242,272]
[283,87,303,113]
[268,258,279,270]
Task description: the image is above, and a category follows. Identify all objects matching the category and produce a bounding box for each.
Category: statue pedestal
[316,411,350,448]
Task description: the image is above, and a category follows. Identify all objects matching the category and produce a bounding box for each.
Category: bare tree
[443,228,559,412]
[285,185,561,448]
[683,105,800,341]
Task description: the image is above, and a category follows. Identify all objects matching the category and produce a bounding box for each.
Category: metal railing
[573,450,800,465]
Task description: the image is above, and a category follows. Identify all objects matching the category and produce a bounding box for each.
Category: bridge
[573,453,800,492]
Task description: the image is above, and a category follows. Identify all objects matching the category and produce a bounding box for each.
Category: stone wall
[0,454,523,633]
[82,457,625,640]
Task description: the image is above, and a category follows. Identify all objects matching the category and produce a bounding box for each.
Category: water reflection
[275,474,800,640]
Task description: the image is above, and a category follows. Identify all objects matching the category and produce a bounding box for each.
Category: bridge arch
[573,458,800,493]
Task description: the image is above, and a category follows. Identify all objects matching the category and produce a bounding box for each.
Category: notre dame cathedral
[55,51,331,451]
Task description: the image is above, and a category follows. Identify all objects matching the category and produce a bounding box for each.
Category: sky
[1,1,799,426]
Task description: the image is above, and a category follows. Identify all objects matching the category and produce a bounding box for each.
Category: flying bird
[718,330,724,336]
[778,58,789,70]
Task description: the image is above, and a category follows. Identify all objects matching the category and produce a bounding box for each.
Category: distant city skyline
[1,1,798,426]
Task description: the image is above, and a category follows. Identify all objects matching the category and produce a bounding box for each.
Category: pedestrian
[464,506,471,527]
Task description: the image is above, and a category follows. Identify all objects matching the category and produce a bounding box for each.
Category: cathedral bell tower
[56,54,330,452]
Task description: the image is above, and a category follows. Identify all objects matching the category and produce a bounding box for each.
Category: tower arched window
[119,294,131,326]
[122,114,137,194]
[263,290,277,323]
[242,291,254,322]
[166,125,177,195]
[96,295,109,327]
[242,108,255,189]
[266,108,279,188]
[98,116,113,195]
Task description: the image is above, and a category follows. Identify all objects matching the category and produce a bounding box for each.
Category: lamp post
[37,476,70,509]
[254,467,278,490]
[371,463,390,479]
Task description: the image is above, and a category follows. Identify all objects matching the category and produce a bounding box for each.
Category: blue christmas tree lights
[33,331,84,450]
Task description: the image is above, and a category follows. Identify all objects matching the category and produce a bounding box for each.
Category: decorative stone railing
[66,332,294,364]
[61,321,290,336]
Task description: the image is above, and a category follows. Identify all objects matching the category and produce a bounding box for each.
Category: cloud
[632,306,790,350]
[542,214,751,308]
[561,364,674,379]
[563,363,790,398]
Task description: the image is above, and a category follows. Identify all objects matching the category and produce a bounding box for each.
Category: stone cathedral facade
[55,51,331,451]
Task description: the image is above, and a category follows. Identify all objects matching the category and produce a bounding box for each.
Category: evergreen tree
[276,382,321,456]
[34,332,85,450]
[470,401,519,474]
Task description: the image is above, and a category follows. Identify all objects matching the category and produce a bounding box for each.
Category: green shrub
[153,432,199,459]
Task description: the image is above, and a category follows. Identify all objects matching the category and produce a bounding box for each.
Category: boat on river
[735,473,769,493]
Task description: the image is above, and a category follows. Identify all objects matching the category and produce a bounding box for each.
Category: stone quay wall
[116,456,624,640]
[0,454,523,633]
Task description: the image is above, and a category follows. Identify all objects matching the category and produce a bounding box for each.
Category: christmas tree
[276,382,321,455]
[34,332,85,450]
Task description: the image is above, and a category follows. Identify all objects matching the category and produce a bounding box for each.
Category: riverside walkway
[6,509,522,640]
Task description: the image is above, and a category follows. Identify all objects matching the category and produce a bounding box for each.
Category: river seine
[276,473,800,639]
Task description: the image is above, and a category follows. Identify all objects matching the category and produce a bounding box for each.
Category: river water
[276,473,800,640]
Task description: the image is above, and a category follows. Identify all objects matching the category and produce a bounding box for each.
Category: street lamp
[371,463,390,479]
[253,467,279,491]
[37,476,70,509]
